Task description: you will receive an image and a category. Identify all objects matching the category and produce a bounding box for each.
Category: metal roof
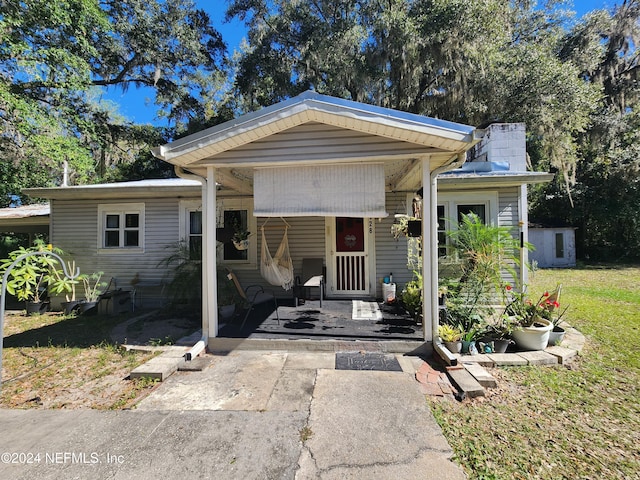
[23,178,202,200]
[0,203,50,233]
[0,203,50,219]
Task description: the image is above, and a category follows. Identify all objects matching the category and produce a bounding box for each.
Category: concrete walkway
[0,351,465,480]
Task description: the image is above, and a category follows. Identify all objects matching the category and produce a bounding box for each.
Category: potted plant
[461,327,482,354]
[485,315,516,353]
[77,272,106,315]
[400,272,423,324]
[49,259,83,315]
[232,228,250,251]
[503,286,555,351]
[548,305,570,346]
[0,242,68,315]
[438,324,462,353]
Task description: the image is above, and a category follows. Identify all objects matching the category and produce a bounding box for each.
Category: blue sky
[105,0,614,126]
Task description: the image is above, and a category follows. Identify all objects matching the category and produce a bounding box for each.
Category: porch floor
[218,299,425,343]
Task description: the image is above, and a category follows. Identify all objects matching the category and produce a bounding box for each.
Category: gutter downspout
[174,166,209,361]
[429,152,469,366]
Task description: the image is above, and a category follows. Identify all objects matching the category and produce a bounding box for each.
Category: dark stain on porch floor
[218,300,424,342]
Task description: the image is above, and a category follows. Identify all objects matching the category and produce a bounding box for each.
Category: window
[437,205,448,257]
[179,198,257,266]
[188,210,203,258]
[218,199,256,266]
[98,203,144,252]
[433,192,498,257]
[222,209,249,261]
[555,232,565,258]
[179,200,202,259]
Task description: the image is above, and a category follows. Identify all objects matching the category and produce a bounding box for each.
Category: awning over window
[254,164,388,218]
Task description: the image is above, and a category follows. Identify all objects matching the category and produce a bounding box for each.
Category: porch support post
[421,157,434,342]
[205,167,218,338]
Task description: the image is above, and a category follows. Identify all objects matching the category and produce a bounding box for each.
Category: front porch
[212,299,429,354]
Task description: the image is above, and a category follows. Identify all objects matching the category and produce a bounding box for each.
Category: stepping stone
[518,351,559,365]
[462,362,497,388]
[486,353,528,366]
[545,345,578,364]
[130,356,180,381]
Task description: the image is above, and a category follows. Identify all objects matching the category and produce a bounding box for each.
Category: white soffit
[254,164,388,218]
[152,91,480,167]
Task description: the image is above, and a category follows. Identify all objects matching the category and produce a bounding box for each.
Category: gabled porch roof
[152,91,483,194]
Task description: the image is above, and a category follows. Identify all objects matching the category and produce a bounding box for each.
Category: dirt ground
[109,308,201,346]
[0,308,201,410]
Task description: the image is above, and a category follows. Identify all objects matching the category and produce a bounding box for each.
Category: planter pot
[61,300,81,315]
[77,301,99,315]
[547,326,566,346]
[25,301,48,315]
[444,341,462,354]
[512,318,553,351]
[493,338,513,353]
[233,239,250,251]
[461,340,478,355]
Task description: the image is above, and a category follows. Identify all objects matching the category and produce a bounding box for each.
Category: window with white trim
[98,203,145,252]
[179,200,202,260]
[437,192,497,256]
[217,198,257,266]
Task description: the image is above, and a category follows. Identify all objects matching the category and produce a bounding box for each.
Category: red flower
[505,284,512,291]
[553,301,560,308]
[543,291,549,297]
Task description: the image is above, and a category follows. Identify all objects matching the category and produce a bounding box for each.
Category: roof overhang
[437,172,555,190]
[23,179,203,200]
[152,91,482,170]
[0,204,50,233]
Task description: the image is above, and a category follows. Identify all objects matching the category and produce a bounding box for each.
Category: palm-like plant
[441,213,532,333]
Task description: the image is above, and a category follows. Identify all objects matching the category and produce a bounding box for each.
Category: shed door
[328,217,370,296]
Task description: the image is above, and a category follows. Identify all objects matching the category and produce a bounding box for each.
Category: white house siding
[497,187,523,285]
[49,196,197,308]
[229,216,326,300]
[232,195,415,301]
[229,187,526,301]
[375,191,412,299]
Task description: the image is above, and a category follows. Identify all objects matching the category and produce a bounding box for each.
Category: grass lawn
[429,265,640,479]
[0,311,159,409]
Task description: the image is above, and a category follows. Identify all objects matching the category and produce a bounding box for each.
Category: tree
[0,0,227,204]
[529,1,640,260]
[227,0,599,186]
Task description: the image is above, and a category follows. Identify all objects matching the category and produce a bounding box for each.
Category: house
[24,92,552,361]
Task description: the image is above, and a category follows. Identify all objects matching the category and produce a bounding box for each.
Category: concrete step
[209,337,431,355]
[129,347,189,381]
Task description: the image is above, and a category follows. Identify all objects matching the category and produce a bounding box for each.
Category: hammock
[260,225,294,290]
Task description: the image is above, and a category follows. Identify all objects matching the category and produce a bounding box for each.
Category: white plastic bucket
[382,283,396,303]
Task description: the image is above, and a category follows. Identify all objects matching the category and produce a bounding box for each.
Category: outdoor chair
[226,269,279,330]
